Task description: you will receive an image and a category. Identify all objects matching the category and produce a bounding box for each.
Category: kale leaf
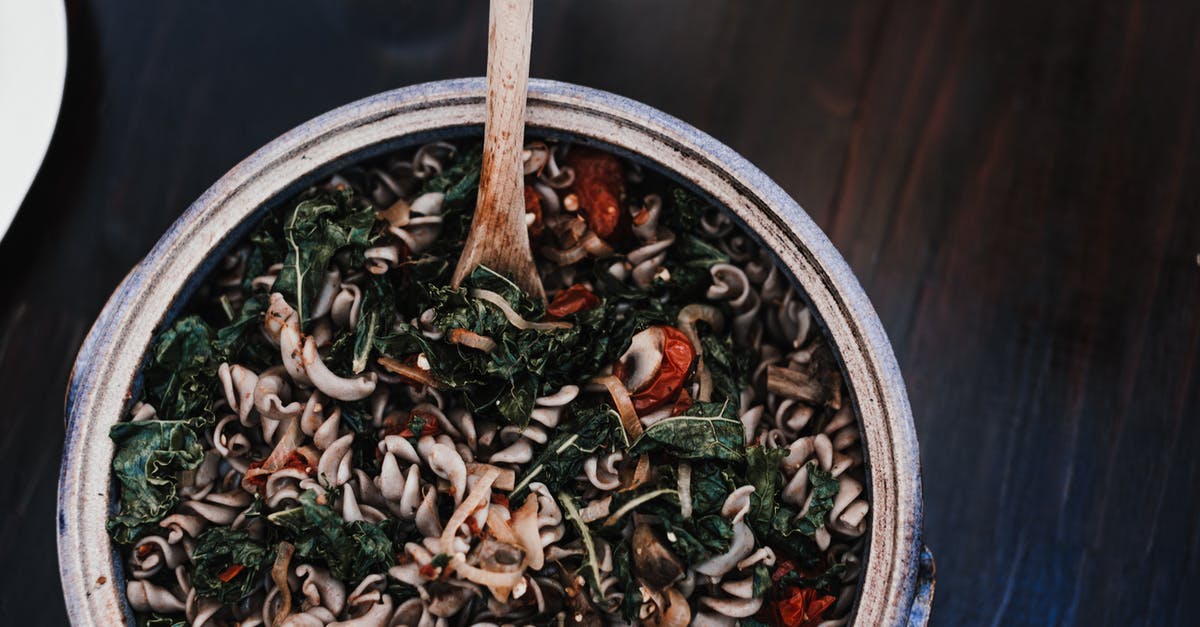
[191,527,272,603]
[107,420,205,544]
[630,401,745,461]
[267,490,400,585]
[511,405,628,501]
[795,461,840,535]
[272,190,376,324]
[142,315,218,424]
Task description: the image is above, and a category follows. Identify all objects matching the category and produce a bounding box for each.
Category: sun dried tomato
[629,326,695,413]
[491,493,510,509]
[392,408,442,438]
[565,146,624,239]
[546,284,601,319]
[217,564,245,583]
[772,559,799,582]
[524,184,544,237]
[769,587,836,627]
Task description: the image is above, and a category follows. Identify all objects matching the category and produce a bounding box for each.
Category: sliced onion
[602,488,675,527]
[593,375,643,439]
[441,466,501,555]
[377,356,441,389]
[470,288,573,331]
[447,328,497,353]
[678,462,693,520]
[622,454,651,492]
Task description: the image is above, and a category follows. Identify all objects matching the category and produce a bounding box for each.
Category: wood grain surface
[452,0,544,301]
[6,1,1198,625]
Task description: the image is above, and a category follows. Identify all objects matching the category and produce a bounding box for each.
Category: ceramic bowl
[59,78,935,626]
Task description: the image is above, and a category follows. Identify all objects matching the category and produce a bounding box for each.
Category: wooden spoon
[451,0,545,303]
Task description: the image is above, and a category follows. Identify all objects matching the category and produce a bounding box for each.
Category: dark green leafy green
[699,330,753,407]
[107,420,205,544]
[559,492,604,602]
[611,542,643,621]
[190,527,272,603]
[630,401,745,461]
[512,405,628,500]
[141,315,218,424]
[379,266,655,426]
[267,491,400,584]
[272,190,377,324]
[795,461,840,535]
[746,446,789,524]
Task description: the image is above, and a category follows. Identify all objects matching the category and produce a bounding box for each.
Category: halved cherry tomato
[565,147,624,239]
[546,284,601,319]
[629,325,695,413]
[524,184,544,237]
[671,387,695,416]
[769,587,836,627]
[217,564,245,583]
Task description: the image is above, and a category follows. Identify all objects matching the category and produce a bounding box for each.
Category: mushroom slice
[632,523,684,589]
[618,327,666,392]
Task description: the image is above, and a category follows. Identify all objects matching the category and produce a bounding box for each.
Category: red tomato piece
[217,564,245,583]
[524,184,544,237]
[565,147,624,239]
[772,587,836,627]
[546,284,601,319]
[630,326,696,413]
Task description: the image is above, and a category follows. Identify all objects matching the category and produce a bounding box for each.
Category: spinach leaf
[659,461,735,516]
[267,491,399,585]
[752,563,774,596]
[272,190,376,324]
[512,405,627,500]
[107,420,205,544]
[191,527,272,603]
[743,449,840,567]
[630,401,744,461]
[139,615,186,627]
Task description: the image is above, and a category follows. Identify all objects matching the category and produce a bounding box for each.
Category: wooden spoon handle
[451,0,545,302]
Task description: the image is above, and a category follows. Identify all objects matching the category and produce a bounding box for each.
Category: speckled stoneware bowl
[59,78,935,626]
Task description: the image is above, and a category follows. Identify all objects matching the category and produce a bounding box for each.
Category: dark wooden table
[5,1,1197,625]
